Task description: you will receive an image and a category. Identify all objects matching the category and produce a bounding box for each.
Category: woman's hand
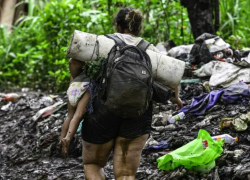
[170,97,183,110]
[175,97,183,110]
[169,86,183,110]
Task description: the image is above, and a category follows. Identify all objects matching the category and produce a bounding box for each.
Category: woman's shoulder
[114,33,160,53]
[114,33,142,46]
[147,44,160,53]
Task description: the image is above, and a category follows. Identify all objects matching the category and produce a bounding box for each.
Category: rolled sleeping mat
[66,30,185,87]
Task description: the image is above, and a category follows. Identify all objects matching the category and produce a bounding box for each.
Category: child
[60,71,90,157]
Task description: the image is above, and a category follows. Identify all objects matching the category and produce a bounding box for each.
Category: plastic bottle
[32,101,63,121]
[215,51,224,59]
[167,112,185,124]
[4,93,21,102]
[202,134,238,148]
[212,134,238,144]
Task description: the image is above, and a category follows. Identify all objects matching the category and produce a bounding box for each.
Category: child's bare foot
[61,138,70,158]
[56,140,62,151]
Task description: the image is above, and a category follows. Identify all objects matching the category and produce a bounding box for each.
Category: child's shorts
[67,72,90,107]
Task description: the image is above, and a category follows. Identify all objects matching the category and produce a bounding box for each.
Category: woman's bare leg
[113,134,149,180]
[82,139,115,180]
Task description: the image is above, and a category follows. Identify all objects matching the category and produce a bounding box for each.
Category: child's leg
[65,90,90,141]
[61,90,90,157]
[60,102,76,140]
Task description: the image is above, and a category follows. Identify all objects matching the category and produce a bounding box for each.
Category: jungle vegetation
[0,0,249,92]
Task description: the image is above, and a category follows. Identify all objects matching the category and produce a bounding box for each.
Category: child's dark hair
[114,7,143,36]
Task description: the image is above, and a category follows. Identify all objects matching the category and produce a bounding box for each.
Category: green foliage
[219,0,250,49]
[0,0,250,92]
[0,0,85,91]
[0,0,191,92]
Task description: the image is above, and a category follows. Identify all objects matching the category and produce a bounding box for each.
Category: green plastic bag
[157,129,224,173]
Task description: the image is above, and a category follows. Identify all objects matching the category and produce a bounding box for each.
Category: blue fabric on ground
[179,82,250,115]
[180,90,223,115]
[222,81,250,103]
[147,141,170,150]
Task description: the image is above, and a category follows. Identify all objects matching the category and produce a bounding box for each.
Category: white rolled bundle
[66,30,185,87]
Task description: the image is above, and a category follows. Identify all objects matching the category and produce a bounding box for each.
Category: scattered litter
[157,129,224,173]
[2,32,250,179]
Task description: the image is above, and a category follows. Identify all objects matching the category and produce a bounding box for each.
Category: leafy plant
[0,0,192,92]
[1,0,249,92]
[219,0,250,48]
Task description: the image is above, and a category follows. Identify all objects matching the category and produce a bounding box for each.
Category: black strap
[105,34,126,47]
[137,39,150,51]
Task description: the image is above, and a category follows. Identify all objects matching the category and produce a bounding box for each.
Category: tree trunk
[180,0,219,40]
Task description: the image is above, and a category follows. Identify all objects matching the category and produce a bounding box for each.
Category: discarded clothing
[157,129,224,173]
[194,61,250,87]
[222,82,250,103]
[180,82,250,115]
[189,33,218,65]
[205,36,230,53]
[193,61,216,77]
[179,90,223,115]
[210,62,250,87]
[167,44,193,58]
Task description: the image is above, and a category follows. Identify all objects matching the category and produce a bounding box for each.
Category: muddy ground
[1,83,250,180]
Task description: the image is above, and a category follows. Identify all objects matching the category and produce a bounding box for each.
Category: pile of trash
[1,82,250,179]
[0,92,84,179]
[1,33,250,179]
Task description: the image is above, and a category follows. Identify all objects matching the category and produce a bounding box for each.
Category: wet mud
[1,84,250,180]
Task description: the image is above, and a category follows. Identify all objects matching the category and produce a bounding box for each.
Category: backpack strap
[137,39,151,51]
[105,34,126,47]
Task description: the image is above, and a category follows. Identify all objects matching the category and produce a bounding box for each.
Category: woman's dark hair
[114,7,143,36]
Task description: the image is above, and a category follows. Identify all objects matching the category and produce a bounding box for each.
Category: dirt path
[0,85,250,179]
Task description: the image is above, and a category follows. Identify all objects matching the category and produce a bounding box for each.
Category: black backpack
[98,34,153,118]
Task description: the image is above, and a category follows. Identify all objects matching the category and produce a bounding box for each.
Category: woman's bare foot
[61,138,70,158]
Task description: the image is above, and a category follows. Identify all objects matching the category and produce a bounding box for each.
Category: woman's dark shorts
[82,98,152,144]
